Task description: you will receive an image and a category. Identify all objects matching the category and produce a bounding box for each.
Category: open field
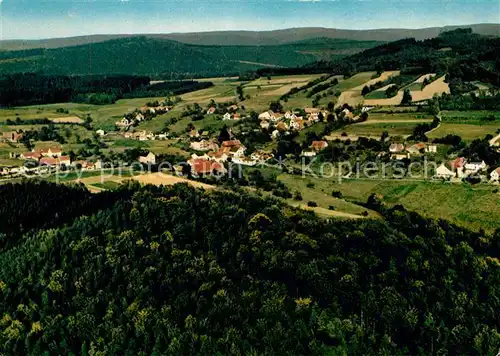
[278,174,500,232]
[351,71,400,91]
[336,72,377,92]
[427,122,499,142]
[410,75,450,102]
[364,91,403,106]
[333,121,420,136]
[365,112,433,123]
[49,116,84,124]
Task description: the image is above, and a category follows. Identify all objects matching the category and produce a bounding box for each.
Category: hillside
[0,181,499,355]
[0,37,380,78]
[0,23,498,50]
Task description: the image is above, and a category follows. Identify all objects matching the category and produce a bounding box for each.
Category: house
[21,151,41,160]
[276,122,288,132]
[233,113,241,120]
[406,143,426,155]
[311,141,328,151]
[391,153,409,160]
[389,143,405,153]
[189,130,200,139]
[270,112,283,122]
[284,111,294,119]
[290,118,305,131]
[436,163,455,179]
[58,156,71,167]
[138,152,156,165]
[156,133,168,140]
[260,120,270,130]
[258,111,273,120]
[271,130,280,139]
[228,104,239,112]
[1,131,23,143]
[39,157,58,167]
[362,106,374,113]
[190,140,219,152]
[301,149,317,157]
[251,150,273,163]
[228,145,246,157]
[223,113,232,121]
[426,145,437,153]
[207,107,216,115]
[465,160,487,173]
[96,129,105,137]
[450,157,466,178]
[116,117,130,127]
[222,140,242,148]
[308,113,320,123]
[490,167,500,181]
[232,156,258,166]
[135,113,145,122]
[41,147,62,158]
[73,160,95,170]
[207,150,229,163]
[188,158,226,176]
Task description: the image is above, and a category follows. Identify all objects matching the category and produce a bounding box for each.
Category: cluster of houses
[116,103,171,128]
[18,147,71,167]
[206,104,244,121]
[187,139,273,176]
[258,108,331,139]
[123,130,168,141]
[388,142,438,160]
[435,157,498,181]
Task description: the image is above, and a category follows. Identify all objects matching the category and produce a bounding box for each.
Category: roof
[49,147,62,153]
[22,151,40,158]
[40,157,58,166]
[413,142,426,150]
[493,167,500,174]
[389,143,405,152]
[450,157,466,169]
[191,159,224,175]
[311,141,328,150]
[222,140,241,147]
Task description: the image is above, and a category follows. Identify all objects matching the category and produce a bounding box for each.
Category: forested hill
[0,37,379,79]
[0,181,499,355]
[300,28,500,86]
[1,23,498,49]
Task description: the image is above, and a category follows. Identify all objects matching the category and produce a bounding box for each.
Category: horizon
[1,22,500,42]
[1,0,499,40]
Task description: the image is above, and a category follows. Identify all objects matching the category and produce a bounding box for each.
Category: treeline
[0,182,498,355]
[0,73,213,107]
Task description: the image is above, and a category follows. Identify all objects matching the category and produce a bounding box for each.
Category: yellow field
[364,91,404,106]
[49,116,84,124]
[410,75,450,102]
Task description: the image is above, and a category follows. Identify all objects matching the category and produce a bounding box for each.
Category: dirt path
[292,203,366,219]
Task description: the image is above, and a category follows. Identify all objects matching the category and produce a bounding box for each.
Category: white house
[258,111,273,121]
[138,152,156,165]
[260,120,270,130]
[465,160,487,173]
[436,163,455,179]
[426,145,437,153]
[96,129,105,137]
[223,113,232,121]
[490,167,500,181]
[232,156,258,166]
[301,149,317,157]
[116,118,130,127]
[135,113,145,122]
[271,130,280,139]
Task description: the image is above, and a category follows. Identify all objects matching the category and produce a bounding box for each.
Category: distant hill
[0,37,380,79]
[1,24,498,50]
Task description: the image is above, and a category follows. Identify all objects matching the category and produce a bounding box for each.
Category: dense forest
[0,73,213,107]
[0,37,379,79]
[0,181,498,355]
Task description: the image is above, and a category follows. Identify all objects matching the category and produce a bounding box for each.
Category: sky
[0,0,499,40]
